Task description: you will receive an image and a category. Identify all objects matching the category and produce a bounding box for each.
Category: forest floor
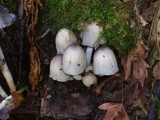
[0,0,160,120]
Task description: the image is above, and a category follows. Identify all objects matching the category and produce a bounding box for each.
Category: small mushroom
[82,72,97,87]
[93,46,119,76]
[55,28,77,54]
[81,22,104,65]
[62,44,87,75]
[49,54,73,82]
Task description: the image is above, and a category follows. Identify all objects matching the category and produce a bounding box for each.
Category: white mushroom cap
[81,22,104,47]
[0,5,16,29]
[73,74,82,80]
[82,72,97,87]
[62,44,87,75]
[49,54,73,82]
[93,46,119,76]
[55,28,77,54]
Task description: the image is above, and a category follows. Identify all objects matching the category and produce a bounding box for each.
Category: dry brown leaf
[92,75,119,95]
[98,102,130,120]
[153,61,160,79]
[29,45,41,91]
[132,60,148,87]
[25,0,42,91]
[137,15,148,27]
[124,41,148,87]
[24,0,33,16]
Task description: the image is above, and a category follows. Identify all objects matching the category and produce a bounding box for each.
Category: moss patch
[42,0,135,55]
[0,0,17,12]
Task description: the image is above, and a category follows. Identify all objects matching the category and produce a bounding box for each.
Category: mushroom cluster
[50,24,119,87]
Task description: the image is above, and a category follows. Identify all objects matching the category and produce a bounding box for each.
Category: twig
[147,80,160,120]
[18,0,24,83]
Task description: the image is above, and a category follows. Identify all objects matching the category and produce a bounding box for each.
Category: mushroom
[0,5,16,29]
[0,46,16,92]
[0,5,16,93]
[0,86,26,120]
[93,46,119,76]
[62,44,87,76]
[82,72,97,87]
[55,28,77,54]
[0,85,8,97]
[73,74,82,80]
[49,54,73,82]
[80,22,104,65]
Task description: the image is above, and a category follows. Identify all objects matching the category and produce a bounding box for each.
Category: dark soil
[0,0,159,120]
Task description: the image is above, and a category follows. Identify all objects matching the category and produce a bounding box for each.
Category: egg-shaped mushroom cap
[62,44,87,75]
[81,22,104,47]
[93,46,119,76]
[82,72,97,87]
[49,54,73,82]
[55,28,77,54]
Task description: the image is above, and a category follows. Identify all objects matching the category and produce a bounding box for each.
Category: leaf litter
[1,0,160,120]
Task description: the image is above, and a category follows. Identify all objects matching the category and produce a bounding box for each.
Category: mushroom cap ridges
[81,22,103,47]
[49,54,73,82]
[93,46,119,76]
[62,44,87,75]
[55,28,77,54]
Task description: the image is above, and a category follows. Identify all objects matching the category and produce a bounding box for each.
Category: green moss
[43,0,135,55]
[0,0,17,12]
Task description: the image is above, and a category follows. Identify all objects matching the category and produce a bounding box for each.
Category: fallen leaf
[24,0,33,16]
[29,45,41,91]
[132,59,148,87]
[153,61,160,79]
[25,0,42,91]
[92,75,119,95]
[124,41,148,87]
[98,102,130,120]
[137,15,148,27]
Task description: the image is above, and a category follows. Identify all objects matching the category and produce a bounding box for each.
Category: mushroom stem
[0,46,16,92]
[0,85,8,97]
[85,47,93,65]
[0,86,26,111]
